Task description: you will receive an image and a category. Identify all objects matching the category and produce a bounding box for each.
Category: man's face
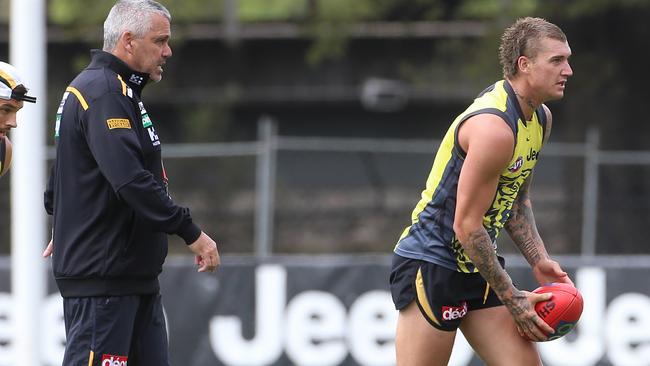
[527,38,573,101]
[130,13,172,82]
[0,99,23,138]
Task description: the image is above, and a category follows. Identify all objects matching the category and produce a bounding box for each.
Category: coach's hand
[42,239,53,258]
[188,231,220,273]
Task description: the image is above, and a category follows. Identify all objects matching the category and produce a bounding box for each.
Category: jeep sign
[0,256,647,366]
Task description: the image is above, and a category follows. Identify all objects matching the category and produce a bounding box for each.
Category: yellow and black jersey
[394,80,547,273]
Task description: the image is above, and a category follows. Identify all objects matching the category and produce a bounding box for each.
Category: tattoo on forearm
[464,228,537,331]
[503,288,532,326]
[505,179,549,266]
[464,229,512,298]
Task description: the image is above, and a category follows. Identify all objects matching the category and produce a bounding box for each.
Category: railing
[44,117,644,258]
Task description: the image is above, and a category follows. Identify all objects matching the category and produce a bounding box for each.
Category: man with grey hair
[43,1,220,364]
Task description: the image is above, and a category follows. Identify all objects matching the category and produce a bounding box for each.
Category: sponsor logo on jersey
[508,156,524,172]
[129,74,144,85]
[137,101,160,146]
[54,91,70,138]
[101,354,128,366]
[138,102,152,128]
[442,301,468,321]
[527,148,539,161]
[148,126,160,146]
[106,118,131,130]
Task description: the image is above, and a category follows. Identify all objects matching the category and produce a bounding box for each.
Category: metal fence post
[581,127,600,257]
[255,116,277,258]
[223,0,239,45]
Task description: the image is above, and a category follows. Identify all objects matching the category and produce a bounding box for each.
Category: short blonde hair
[498,17,567,79]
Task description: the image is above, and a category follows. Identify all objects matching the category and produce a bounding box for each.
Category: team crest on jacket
[106,118,131,130]
[508,156,524,172]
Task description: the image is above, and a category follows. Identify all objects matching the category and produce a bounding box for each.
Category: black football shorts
[62,293,169,366]
[389,253,503,331]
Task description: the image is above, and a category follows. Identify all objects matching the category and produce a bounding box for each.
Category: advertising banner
[0,255,648,366]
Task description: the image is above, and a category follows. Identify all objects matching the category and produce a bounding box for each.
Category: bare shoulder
[458,113,515,170]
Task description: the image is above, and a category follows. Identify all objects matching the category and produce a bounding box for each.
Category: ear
[119,31,136,54]
[517,55,531,74]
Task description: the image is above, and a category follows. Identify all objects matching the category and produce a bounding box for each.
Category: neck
[508,79,539,121]
[110,48,138,74]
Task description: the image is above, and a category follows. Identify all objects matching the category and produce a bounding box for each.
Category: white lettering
[43,294,65,366]
[285,291,346,366]
[442,306,467,321]
[1,263,649,366]
[0,293,13,366]
[210,265,285,365]
[147,127,159,143]
[540,267,606,366]
[606,293,650,366]
[101,357,127,366]
[102,356,127,366]
[347,291,396,366]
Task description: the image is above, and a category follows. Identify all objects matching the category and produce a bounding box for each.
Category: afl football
[531,282,583,341]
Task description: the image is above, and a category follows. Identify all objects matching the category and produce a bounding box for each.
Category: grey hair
[103,0,171,52]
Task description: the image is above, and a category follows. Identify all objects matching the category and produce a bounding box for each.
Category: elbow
[453,220,470,246]
[453,218,483,247]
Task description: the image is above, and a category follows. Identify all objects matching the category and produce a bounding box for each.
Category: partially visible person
[390,17,574,365]
[43,1,220,365]
[0,61,37,178]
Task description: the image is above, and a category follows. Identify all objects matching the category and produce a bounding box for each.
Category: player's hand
[504,289,554,342]
[42,239,53,258]
[188,231,220,273]
[533,258,573,286]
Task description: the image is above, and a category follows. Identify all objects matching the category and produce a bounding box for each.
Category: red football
[531,282,583,341]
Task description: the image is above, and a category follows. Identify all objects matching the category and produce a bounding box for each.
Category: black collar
[89,49,150,96]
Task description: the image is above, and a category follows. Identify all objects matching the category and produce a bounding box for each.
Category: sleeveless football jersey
[394,80,547,273]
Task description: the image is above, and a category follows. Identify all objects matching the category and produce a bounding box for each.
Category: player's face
[528,38,573,101]
[0,99,23,138]
[131,13,172,82]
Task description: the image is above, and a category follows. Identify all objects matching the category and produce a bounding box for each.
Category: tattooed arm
[505,105,572,286]
[504,174,549,267]
[454,113,553,341]
[505,103,554,266]
[462,228,552,340]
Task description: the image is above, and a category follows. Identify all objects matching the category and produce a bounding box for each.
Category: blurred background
[1,1,650,365]
[1,0,650,256]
